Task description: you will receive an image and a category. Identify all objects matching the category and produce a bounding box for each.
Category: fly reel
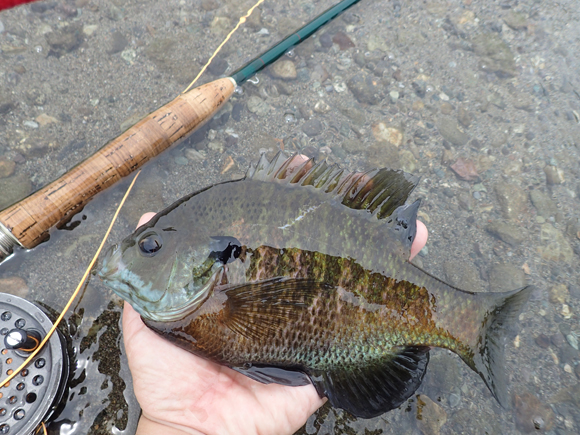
[0,293,69,434]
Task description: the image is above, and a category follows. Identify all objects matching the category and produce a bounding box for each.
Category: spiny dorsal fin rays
[245,152,419,220]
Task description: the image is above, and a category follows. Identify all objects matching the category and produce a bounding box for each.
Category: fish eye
[209,236,242,265]
[138,233,163,257]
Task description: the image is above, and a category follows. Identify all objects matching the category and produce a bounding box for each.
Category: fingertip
[410,220,428,261]
[137,212,157,228]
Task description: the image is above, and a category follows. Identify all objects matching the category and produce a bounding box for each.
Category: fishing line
[0,171,142,389]
[183,0,265,93]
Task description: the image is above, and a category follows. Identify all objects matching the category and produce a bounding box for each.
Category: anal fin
[231,364,311,386]
[309,346,430,418]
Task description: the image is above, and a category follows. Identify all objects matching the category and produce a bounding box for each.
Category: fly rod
[0,0,362,265]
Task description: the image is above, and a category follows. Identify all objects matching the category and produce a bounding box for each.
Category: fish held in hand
[99,153,531,418]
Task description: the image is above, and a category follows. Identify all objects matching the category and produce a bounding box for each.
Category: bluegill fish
[99,153,531,418]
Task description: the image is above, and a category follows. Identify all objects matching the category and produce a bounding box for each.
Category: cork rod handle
[0,77,236,250]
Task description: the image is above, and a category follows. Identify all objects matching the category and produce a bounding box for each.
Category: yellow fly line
[182,0,265,93]
[0,171,142,389]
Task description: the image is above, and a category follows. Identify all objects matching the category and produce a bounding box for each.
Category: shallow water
[0,0,579,433]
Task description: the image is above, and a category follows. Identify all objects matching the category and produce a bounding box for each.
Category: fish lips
[98,244,122,279]
[98,244,223,322]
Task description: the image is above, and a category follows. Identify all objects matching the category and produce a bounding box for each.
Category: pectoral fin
[309,346,430,418]
[221,277,328,341]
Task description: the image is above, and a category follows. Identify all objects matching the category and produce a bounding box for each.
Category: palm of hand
[122,302,324,435]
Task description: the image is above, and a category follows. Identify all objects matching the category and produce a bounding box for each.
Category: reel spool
[0,293,69,434]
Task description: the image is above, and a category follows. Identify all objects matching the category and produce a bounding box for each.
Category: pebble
[485,220,526,246]
[544,165,565,185]
[488,263,526,292]
[319,32,333,48]
[450,157,479,181]
[416,395,447,435]
[0,173,33,210]
[208,141,224,153]
[451,409,500,434]
[534,334,551,349]
[210,16,232,35]
[246,96,271,116]
[398,150,418,173]
[203,57,227,76]
[46,24,83,57]
[472,33,516,77]
[270,60,297,80]
[457,107,472,127]
[23,120,39,129]
[448,393,461,408]
[529,190,555,218]
[550,383,580,407]
[561,304,572,319]
[184,148,206,162]
[301,119,324,137]
[121,49,136,65]
[313,100,331,114]
[493,181,527,221]
[36,113,59,126]
[436,117,469,146]
[231,103,243,121]
[83,24,98,36]
[503,11,528,30]
[25,88,47,106]
[339,106,366,125]
[548,284,569,305]
[341,139,365,154]
[551,333,564,347]
[332,31,355,50]
[371,122,403,146]
[412,100,425,111]
[566,333,578,350]
[347,72,380,105]
[108,31,128,54]
[0,91,14,114]
[174,156,188,165]
[0,277,29,298]
[440,102,453,114]
[539,223,574,263]
[0,157,16,179]
[412,80,427,98]
[566,217,580,238]
[513,390,555,433]
[367,33,389,52]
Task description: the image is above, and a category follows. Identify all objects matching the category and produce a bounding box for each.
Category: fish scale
[99,153,532,418]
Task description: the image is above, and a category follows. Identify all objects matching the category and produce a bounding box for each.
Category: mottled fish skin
[149,245,476,367]
[99,153,532,417]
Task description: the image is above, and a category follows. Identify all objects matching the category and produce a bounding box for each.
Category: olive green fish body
[99,153,532,418]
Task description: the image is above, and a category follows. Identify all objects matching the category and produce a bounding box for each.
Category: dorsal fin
[246,152,419,220]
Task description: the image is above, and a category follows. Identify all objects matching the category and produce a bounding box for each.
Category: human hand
[122,156,428,435]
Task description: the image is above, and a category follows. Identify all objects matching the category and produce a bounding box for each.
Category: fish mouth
[98,244,123,279]
[98,244,166,304]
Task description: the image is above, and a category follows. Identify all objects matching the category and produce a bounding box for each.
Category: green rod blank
[230,0,362,85]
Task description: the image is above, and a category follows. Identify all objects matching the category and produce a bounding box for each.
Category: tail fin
[464,286,533,407]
